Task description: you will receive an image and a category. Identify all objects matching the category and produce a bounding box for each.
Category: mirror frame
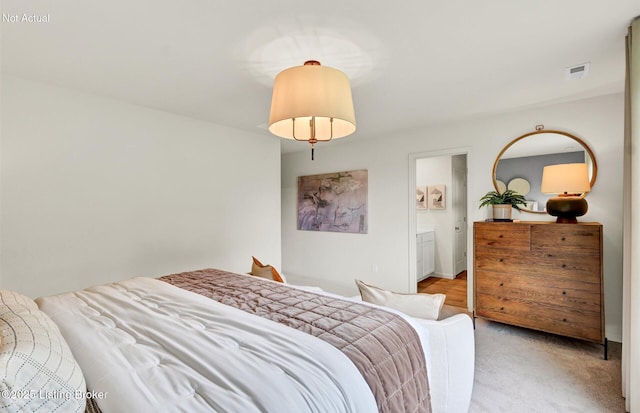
[491,129,598,214]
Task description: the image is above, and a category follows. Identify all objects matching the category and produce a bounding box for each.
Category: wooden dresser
[473,221,606,354]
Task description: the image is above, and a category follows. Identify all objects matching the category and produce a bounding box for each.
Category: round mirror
[492,129,597,214]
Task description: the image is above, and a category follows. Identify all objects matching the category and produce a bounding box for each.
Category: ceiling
[2,1,639,154]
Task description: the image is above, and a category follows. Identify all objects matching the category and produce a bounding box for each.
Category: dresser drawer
[475,292,603,342]
[474,222,530,251]
[474,249,532,273]
[531,224,601,253]
[476,249,601,284]
[528,251,601,284]
[475,270,601,312]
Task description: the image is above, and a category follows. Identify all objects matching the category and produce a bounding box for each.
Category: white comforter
[36,277,378,413]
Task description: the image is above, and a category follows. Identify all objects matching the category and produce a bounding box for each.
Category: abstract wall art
[416,186,427,209]
[297,170,368,233]
[427,184,446,209]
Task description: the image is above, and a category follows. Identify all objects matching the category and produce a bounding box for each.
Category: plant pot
[492,204,512,221]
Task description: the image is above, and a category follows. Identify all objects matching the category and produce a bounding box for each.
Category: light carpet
[442,306,624,412]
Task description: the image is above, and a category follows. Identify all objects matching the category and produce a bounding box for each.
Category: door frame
[408,146,473,312]
[452,158,468,275]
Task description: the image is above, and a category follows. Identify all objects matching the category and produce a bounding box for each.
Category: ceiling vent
[566,62,590,80]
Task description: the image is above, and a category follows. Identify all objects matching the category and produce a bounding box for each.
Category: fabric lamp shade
[268,61,356,141]
[541,163,591,195]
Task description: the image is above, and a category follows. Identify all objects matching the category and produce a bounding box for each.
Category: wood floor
[418,271,467,309]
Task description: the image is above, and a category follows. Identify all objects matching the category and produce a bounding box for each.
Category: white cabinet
[417,231,435,281]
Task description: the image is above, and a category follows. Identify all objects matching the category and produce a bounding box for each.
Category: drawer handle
[562,318,567,322]
[499,258,504,262]
[562,264,567,268]
[561,237,566,241]
[562,291,567,295]
[499,283,504,287]
[500,307,504,311]
[499,234,504,238]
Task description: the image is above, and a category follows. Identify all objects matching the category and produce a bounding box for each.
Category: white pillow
[0,290,86,412]
[355,279,446,320]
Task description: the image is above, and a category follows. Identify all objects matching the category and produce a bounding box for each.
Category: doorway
[418,272,467,308]
[408,149,471,310]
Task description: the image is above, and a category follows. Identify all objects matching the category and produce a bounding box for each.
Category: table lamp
[541,163,591,223]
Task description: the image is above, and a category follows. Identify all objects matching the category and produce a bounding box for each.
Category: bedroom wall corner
[0,75,282,298]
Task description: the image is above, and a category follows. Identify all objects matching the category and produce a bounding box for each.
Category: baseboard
[418,272,455,281]
[430,272,455,280]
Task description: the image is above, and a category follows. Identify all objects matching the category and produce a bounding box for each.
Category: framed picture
[427,184,446,209]
[297,170,368,233]
[416,186,427,209]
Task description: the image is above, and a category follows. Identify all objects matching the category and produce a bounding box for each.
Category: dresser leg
[472,311,476,330]
[603,337,608,360]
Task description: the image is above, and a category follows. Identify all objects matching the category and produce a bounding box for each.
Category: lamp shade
[268,61,356,141]
[541,163,591,195]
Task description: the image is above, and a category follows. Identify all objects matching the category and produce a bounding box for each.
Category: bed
[1,268,474,413]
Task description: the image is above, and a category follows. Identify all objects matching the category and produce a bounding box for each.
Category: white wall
[416,156,453,277]
[1,76,282,298]
[282,93,624,342]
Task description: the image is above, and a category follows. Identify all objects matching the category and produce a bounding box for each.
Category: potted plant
[479,189,527,221]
